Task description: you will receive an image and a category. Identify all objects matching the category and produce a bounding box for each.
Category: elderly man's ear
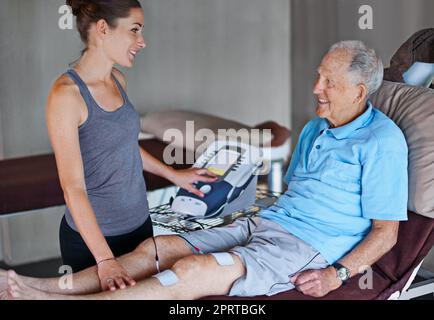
[354,84,368,105]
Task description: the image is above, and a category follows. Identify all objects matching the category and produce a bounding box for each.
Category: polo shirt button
[316,145,321,149]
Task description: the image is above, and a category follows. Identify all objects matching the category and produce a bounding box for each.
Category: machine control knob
[199,184,212,194]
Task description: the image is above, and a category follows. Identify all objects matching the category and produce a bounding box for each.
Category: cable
[269,252,321,292]
[152,237,160,273]
[179,236,203,254]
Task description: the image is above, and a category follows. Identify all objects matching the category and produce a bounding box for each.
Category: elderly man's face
[313,49,361,127]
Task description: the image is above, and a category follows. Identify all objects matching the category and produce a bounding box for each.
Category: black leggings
[59,216,154,273]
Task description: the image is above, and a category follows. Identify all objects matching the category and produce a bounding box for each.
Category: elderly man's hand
[290,266,342,298]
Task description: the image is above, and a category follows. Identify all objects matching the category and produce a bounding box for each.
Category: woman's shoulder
[49,73,80,100]
[46,73,85,117]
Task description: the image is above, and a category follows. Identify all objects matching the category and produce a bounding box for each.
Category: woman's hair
[67,0,142,49]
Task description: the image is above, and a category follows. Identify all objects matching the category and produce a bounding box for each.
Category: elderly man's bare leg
[2,235,192,298]
[0,269,8,300]
[8,253,245,300]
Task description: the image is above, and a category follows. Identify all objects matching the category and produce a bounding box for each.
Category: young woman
[46,0,216,291]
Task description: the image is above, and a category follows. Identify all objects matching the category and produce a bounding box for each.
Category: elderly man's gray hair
[329,40,384,97]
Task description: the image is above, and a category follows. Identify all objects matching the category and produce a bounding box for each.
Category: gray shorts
[178,216,329,297]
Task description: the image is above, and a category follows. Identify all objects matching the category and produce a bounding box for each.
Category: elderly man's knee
[135,235,165,254]
[134,235,188,258]
[151,255,204,299]
[134,237,153,254]
[171,254,205,280]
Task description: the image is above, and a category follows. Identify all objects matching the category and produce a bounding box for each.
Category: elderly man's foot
[0,269,8,300]
[7,270,51,300]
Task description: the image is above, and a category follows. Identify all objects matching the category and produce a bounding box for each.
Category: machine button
[199,184,212,194]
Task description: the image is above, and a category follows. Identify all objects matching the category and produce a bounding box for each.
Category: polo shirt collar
[323,101,374,140]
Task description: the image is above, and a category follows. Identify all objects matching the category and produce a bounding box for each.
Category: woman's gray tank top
[64,69,150,236]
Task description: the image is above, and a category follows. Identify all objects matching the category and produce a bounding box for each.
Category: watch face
[337,268,349,281]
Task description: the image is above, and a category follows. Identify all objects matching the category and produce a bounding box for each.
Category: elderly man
[1,40,408,300]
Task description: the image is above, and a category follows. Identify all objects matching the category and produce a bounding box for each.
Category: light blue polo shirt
[260,101,408,264]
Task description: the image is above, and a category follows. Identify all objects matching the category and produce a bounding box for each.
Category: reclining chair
[212,30,434,301]
[203,79,434,300]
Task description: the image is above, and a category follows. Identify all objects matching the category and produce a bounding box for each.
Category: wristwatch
[332,262,351,284]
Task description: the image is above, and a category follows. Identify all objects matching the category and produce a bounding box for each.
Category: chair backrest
[370,81,434,219]
[384,28,434,89]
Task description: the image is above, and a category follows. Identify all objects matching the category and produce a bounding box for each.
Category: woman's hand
[170,168,218,197]
[97,259,136,291]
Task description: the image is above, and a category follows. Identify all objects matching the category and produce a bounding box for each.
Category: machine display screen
[206,148,240,176]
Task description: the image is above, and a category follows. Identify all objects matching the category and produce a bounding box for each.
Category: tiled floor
[1,258,432,300]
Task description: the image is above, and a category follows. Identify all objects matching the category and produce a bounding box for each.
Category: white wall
[0,1,82,159]
[291,0,340,148]
[336,0,434,64]
[130,0,290,128]
[0,208,64,266]
[0,107,4,160]
[424,248,434,272]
